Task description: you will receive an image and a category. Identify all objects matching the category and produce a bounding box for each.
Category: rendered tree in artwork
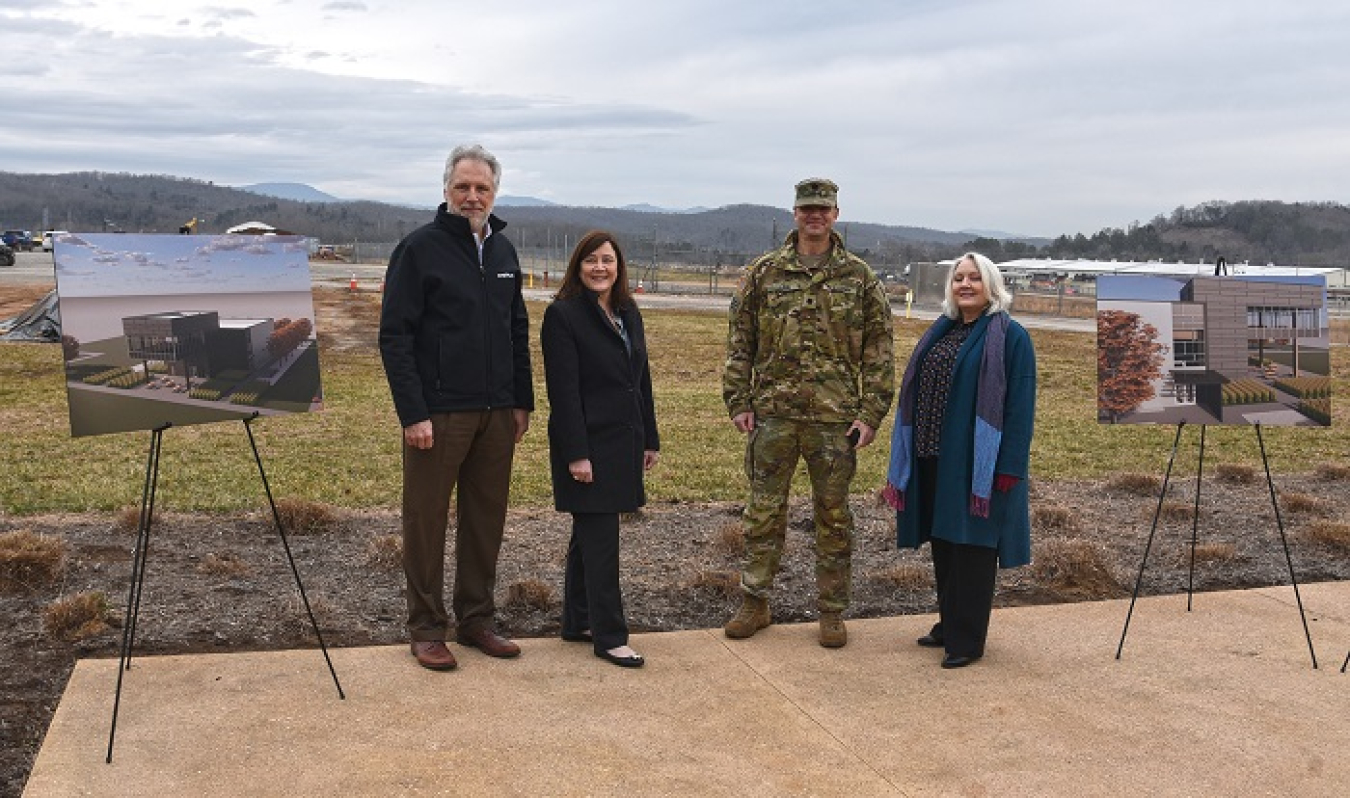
[266,318,313,362]
[61,334,80,361]
[1098,310,1167,423]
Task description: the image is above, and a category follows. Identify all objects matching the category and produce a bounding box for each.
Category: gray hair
[941,251,1014,319]
[443,144,502,191]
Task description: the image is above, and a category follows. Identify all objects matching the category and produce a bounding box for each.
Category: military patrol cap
[794,178,839,208]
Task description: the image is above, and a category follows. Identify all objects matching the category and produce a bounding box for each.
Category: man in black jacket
[379,144,534,671]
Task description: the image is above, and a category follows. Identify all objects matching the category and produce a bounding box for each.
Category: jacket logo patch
[495,272,516,279]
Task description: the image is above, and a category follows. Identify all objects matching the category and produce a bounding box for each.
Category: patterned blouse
[914,318,976,457]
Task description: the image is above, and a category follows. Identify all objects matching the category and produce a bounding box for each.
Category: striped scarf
[885,311,1008,518]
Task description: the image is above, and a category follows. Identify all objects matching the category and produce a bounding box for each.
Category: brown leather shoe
[456,626,521,659]
[410,641,457,671]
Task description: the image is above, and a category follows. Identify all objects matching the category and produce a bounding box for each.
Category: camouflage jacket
[723,230,895,427]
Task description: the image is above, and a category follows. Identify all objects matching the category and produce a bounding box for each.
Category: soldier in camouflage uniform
[722,178,895,648]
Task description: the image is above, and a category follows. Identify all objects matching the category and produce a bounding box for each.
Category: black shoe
[596,649,644,668]
[941,653,982,669]
[916,633,944,648]
[561,630,593,643]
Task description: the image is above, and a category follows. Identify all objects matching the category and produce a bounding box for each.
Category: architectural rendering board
[1097,274,1329,426]
[52,234,322,438]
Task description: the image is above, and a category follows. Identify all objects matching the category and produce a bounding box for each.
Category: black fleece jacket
[379,204,534,427]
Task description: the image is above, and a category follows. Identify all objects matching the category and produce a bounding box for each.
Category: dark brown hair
[556,230,635,309]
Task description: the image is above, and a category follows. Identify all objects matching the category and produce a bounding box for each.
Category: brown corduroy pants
[401,409,516,642]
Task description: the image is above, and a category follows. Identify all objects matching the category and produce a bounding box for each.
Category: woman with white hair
[884,252,1037,668]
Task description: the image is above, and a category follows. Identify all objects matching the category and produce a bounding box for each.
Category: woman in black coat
[541,230,660,668]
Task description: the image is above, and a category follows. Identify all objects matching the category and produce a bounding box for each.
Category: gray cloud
[200,6,258,20]
[2,0,1348,235]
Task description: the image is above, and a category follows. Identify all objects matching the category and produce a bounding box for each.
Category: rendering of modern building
[1098,275,1329,425]
[122,311,273,381]
[1176,277,1325,417]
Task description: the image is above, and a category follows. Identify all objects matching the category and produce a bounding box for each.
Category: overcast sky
[4,0,1347,236]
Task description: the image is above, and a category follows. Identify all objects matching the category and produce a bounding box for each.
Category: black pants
[919,458,999,658]
[562,512,628,652]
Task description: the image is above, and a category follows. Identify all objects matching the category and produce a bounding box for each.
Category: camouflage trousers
[739,418,857,612]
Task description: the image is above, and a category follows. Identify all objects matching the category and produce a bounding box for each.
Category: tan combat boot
[723,595,771,639]
[819,611,847,648]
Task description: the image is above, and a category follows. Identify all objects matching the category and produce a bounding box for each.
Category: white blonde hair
[941,251,1014,320]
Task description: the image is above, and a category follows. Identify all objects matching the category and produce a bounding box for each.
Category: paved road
[0,250,57,286]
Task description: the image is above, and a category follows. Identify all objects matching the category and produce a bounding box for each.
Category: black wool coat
[541,292,659,514]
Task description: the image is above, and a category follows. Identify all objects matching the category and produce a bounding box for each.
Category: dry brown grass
[1030,538,1125,601]
[710,522,744,557]
[1107,472,1161,496]
[505,578,557,611]
[1213,463,1256,484]
[114,506,141,533]
[684,569,740,599]
[280,592,338,640]
[1302,520,1350,551]
[1032,503,1077,532]
[1313,462,1350,481]
[43,591,112,640]
[274,498,340,534]
[0,530,67,592]
[1159,501,1195,522]
[1279,491,1332,516]
[366,533,403,570]
[1190,541,1238,563]
[197,551,249,577]
[873,562,932,591]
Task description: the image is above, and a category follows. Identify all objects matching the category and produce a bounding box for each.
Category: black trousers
[919,458,999,658]
[562,512,629,652]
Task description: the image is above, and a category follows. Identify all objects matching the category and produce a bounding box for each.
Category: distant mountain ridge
[1,171,1345,266]
[239,182,343,203]
[495,195,559,208]
[0,172,970,263]
[960,228,1045,243]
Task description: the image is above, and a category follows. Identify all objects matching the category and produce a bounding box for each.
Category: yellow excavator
[179,217,199,235]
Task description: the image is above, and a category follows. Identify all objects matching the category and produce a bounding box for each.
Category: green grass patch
[3,303,1350,513]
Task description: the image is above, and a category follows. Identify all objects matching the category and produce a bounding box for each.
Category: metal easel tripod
[1115,421,1317,669]
[106,414,345,763]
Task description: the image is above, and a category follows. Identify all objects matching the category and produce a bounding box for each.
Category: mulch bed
[5,472,1350,796]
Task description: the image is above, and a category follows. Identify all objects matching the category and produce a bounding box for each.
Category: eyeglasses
[796,206,833,216]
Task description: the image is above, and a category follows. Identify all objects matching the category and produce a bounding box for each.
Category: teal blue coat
[895,315,1037,567]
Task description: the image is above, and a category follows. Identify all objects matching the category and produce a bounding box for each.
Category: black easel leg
[1118,422,1185,660]
[124,424,169,669]
[1186,425,1206,611]
[108,423,168,764]
[242,416,345,699]
[1255,424,1317,670]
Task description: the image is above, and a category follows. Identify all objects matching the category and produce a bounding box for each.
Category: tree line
[967,200,1350,267]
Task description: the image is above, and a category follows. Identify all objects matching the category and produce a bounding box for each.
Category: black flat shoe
[941,653,981,669]
[561,631,593,643]
[916,633,944,648]
[596,649,644,668]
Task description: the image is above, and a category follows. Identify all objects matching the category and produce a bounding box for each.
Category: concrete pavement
[24,581,1350,797]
